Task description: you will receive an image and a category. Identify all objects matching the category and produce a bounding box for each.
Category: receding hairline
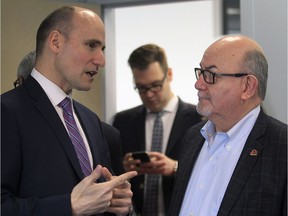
[35,6,104,58]
[216,35,265,54]
[73,6,103,24]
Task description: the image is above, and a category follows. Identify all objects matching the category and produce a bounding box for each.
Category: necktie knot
[58,97,72,112]
[152,110,164,118]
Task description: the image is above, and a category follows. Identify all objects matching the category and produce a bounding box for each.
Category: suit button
[140,183,144,189]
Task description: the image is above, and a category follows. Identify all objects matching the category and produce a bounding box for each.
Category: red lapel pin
[250,149,258,156]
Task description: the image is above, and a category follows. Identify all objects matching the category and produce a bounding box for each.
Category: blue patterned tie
[58,97,92,177]
[143,111,164,216]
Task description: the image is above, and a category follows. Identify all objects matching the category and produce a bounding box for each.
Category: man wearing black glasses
[168,35,287,216]
[112,44,203,215]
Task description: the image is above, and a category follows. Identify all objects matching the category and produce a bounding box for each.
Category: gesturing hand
[71,165,137,215]
[102,167,136,216]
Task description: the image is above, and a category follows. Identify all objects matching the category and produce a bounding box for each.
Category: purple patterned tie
[143,111,164,216]
[58,97,92,177]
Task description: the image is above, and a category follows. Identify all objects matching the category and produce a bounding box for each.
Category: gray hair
[242,49,268,100]
[17,51,36,79]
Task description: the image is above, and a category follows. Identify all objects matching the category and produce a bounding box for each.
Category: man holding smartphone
[112,44,203,215]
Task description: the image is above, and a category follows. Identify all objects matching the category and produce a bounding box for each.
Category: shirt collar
[201,105,261,143]
[31,68,72,107]
[147,95,179,114]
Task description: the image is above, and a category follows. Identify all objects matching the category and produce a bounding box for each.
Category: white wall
[241,0,287,123]
[104,0,221,123]
[104,0,287,124]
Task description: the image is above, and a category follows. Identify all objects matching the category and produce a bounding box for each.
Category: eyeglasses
[13,76,25,88]
[194,68,249,84]
[134,72,167,94]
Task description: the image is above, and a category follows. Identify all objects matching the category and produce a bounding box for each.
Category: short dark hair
[36,6,75,58]
[128,44,168,73]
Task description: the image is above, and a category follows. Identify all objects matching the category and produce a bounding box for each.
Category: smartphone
[131,151,150,163]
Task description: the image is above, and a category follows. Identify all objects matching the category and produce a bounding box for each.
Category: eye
[150,85,161,90]
[85,40,105,50]
[88,42,97,49]
[136,86,145,90]
[151,83,162,88]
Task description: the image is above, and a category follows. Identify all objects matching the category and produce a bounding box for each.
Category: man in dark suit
[1,6,137,216]
[168,35,287,216]
[14,51,125,176]
[112,44,203,215]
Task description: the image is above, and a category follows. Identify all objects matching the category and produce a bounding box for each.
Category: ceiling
[63,0,200,8]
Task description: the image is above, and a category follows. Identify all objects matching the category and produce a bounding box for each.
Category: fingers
[124,153,141,165]
[148,151,164,159]
[124,152,132,160]
[107,171,137,189]
[89,166,137,189]
[116,171,138,184]
[101,167,135,215]
[138,153,168,175]
[123,153,142,172]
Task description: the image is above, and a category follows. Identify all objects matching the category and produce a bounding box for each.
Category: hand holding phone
[131,151,150,163]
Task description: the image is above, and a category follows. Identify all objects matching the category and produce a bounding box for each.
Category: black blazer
[168,110,287,216]
[101,122,125,175]
[1,76,117,216]
[112,99,203,214]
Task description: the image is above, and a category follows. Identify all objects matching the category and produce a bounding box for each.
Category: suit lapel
[165,100,187,154]
[136,107,146,151]
[25,77,85,179]
[73,102,104,169]
[217,111,267,215]
[173,124,206,212]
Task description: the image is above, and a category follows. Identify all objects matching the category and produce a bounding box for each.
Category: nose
[194,75,206,91]
[92,50,105,67]
[143,89,155,97]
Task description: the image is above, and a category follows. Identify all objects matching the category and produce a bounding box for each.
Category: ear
[167,68,173,81]
[48,30,63,53]
[241,75,259,100]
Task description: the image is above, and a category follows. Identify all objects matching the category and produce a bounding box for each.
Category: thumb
[102,167,113,181]
[86,165,103,184]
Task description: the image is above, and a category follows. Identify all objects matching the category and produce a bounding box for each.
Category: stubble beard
[196,102,212,117]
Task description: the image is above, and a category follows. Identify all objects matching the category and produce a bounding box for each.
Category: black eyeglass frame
[194,68,249,84]
[134,71,167,94]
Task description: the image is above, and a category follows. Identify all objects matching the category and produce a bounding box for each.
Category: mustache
[197,91,210,99]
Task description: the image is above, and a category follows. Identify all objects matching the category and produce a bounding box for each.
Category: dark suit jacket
[112,99,203,214]
[168,110,287,216]
[1,76,117,216]
[101,122,125,175]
